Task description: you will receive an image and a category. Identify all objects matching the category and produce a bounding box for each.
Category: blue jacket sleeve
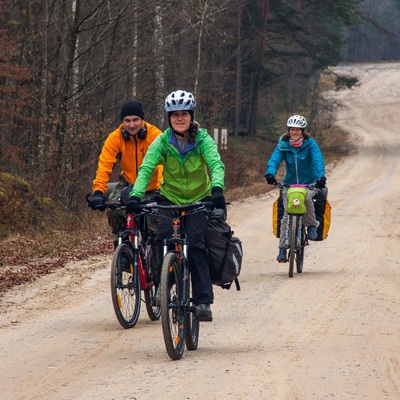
[266,146,284,176]
[309,139,325,179]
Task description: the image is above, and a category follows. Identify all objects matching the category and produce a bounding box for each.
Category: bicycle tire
[143,245,161,321]
[110,242,141,329]
[185,270,199,351]
[288,215,296,278]
[160,252,186,360]
[296,225,305,274]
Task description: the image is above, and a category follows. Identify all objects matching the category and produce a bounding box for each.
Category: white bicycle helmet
[287,115,307,128]
[165,90,196,112]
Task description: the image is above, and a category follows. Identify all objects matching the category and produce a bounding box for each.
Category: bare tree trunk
[248,0,269,136]
[58,0,80,194]
[234,3,242,137]
[131,1,138,98]
[194,0,209,96]
[37,0,49,177]
[154,1,165,128]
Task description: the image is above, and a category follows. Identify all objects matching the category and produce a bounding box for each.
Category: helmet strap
[173,130,189,138]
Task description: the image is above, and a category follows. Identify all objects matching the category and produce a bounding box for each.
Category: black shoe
[196,304,213,322]
[277,248,287,263]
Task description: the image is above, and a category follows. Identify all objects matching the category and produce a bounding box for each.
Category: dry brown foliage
[0,126,351,295]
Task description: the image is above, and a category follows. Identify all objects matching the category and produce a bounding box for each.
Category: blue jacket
[266,135,325,184]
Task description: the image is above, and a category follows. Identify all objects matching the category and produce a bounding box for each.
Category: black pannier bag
[205,218,243,290]
[310,187,331,241]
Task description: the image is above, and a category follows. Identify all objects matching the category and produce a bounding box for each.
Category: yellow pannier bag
[272,195,284,238]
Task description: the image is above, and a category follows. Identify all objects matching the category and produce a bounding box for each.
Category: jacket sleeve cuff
[211,186,223,194]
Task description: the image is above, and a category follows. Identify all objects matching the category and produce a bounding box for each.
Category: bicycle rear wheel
[185,270,199,351]
[110,242,141,329]
[288,215,297,278]
[160,252,186,360]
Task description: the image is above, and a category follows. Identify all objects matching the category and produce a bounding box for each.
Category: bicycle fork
[285,214,303,249]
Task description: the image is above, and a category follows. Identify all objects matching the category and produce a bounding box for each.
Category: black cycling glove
[126,196,141,214]
[265,174,277,185]
[89,191,106,211]
[315,177,327,189]
[211,187,226,209]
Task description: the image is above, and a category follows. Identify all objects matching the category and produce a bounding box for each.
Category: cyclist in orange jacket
[89,99,163,249]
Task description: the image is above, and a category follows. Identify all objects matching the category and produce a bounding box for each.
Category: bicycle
[277,183,316,278]
[141,200,222,360]
[86,194,161,328]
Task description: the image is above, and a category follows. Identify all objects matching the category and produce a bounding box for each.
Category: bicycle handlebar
[142,201,230,219]
[275,182,316,190]
[86,192,230,215]
[143,201,225,211]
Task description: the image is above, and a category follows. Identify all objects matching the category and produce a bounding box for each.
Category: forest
[1,0,400,214]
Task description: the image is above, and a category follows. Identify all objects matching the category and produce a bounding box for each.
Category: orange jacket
[92,122,163,194]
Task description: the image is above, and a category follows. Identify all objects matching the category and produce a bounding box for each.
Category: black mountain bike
[142,201,218,360]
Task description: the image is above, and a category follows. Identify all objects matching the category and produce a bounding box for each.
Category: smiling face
[122,115,143,137]
[289,127,303,141]
[170,111,191,136]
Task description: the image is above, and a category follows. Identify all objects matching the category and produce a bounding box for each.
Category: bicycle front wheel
[110,242,141,329]
[288,215,297,278]
[160,252,186,360]
[296,225,305,274]
[185,270,199,351]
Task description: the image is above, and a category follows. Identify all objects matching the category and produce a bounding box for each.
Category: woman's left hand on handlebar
[315,177,326,188]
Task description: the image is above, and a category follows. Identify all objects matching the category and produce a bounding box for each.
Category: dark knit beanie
[120,100,144,120]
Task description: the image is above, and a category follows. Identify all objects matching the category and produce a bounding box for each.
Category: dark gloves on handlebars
[211,187,226,209]
[90,191,106,211]
[265,174,277,185]
[315,177,327,189]
[126,196,141,214]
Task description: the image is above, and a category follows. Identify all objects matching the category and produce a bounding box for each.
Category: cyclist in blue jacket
[265,115,326,262]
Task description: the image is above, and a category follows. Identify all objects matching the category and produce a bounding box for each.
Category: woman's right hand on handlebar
[126,196,141,214]
[265,173,278,185]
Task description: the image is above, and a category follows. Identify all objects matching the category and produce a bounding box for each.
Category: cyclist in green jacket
[126,90,225,322]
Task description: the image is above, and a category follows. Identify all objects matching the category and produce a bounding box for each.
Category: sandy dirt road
[1,62,400,400]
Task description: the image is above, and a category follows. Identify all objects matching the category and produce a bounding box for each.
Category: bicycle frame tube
[124,213,149,290]
[163,210,189,306]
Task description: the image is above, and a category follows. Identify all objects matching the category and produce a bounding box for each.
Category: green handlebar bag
[286,187,307,214]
